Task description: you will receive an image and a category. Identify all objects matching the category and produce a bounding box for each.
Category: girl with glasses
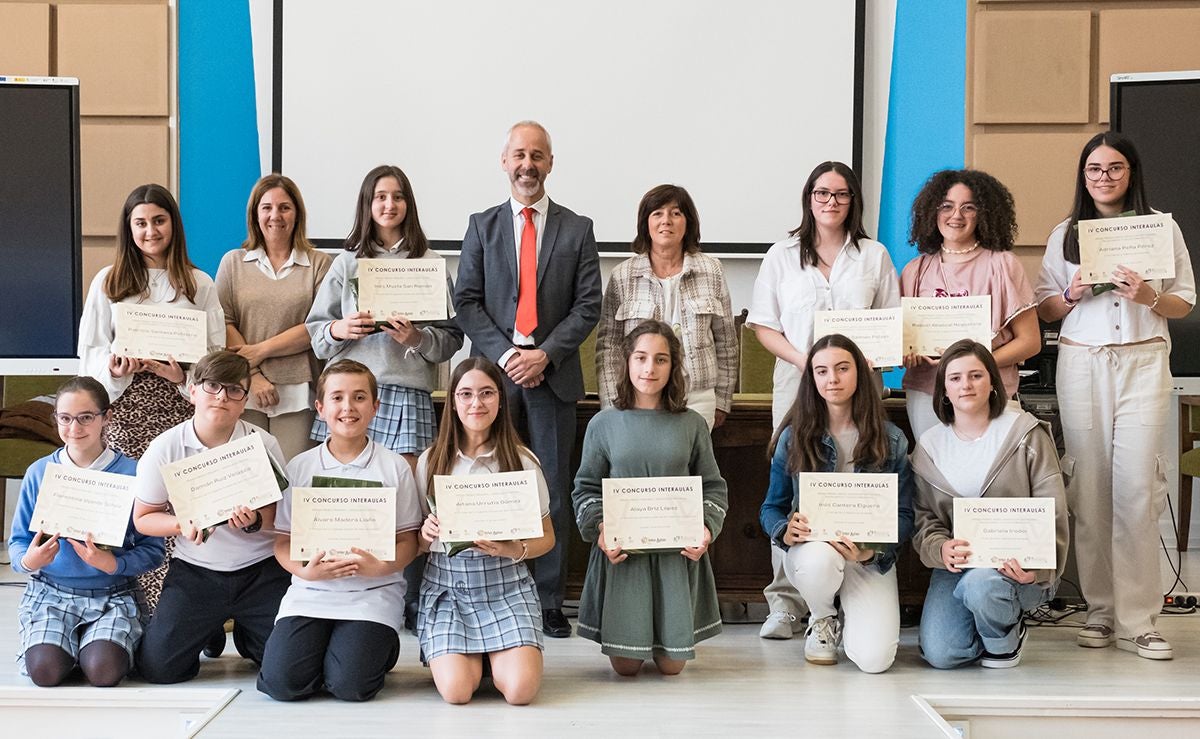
[1035,132,1195,661]
[900,170,1040,441]
[8,376,165,687]
[746,161,901,639]
[414,357,555,704]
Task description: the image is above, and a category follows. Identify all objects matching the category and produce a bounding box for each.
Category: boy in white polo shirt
[257,359,422,702]
[133,350,291,683]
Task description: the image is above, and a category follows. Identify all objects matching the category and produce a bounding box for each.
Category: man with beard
[454,121,601,638]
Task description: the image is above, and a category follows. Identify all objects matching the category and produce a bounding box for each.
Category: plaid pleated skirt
[310,383,435,454]
[417,550,544,661]
[17,576,145,673]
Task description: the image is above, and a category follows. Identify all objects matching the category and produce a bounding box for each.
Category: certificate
[902,295,991,357]
[288,487,396,560]
[433,470,543,543]
[797,472,898,543]
[114,303,208,363]
[953,497,1056,570]
[1078,213,1175,283]
[357,259,447,322]
[814,307,903,367]
[28,464,136,548]
[602,476,704,550]
[160,433,284,530]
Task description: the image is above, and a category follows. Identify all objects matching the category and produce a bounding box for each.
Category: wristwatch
[241,510,263,534]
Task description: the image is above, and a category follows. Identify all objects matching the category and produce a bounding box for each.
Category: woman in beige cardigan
[595,184,737,429]
[216,174,332,460]
[910,340,1068,669]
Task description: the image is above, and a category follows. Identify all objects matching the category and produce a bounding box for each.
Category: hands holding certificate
[783,513,876,563]
[940,538,1035,583]
[109,353,185,383]
[331,310,424,348]
[180,503,262,545]
[420,513,531,560]
[597,521,712,564]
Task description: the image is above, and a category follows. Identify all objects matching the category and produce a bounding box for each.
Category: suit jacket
[454,198,602,402]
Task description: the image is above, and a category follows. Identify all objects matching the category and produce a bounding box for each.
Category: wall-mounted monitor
[0,76,83,375]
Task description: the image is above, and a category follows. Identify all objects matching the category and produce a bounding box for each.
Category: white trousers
[1057,341,1171,637]
[782,542,899,673]
[764,359,806,615]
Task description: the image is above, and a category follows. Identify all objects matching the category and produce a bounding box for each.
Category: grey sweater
[305,250,463,391]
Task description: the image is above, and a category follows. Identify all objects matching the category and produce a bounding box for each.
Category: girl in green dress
[572,320,728,676]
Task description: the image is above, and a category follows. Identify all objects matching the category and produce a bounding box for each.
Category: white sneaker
[804,616,841,665]
[759,611,802,640]
[981,621,1027,668]
[1117,631,1173,660]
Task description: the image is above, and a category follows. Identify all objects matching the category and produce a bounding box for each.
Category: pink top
[899,249,1036,396]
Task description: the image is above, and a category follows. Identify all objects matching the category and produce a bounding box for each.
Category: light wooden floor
[3,551,1200,738]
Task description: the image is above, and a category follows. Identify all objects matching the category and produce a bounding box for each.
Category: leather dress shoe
[202,629,226,658]
[542,608,572,638]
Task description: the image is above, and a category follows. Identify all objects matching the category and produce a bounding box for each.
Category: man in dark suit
[454,121,602,637]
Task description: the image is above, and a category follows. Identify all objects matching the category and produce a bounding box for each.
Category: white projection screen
[276,1,863,253]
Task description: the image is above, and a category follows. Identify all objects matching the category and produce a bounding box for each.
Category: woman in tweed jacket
[596,184,737,429]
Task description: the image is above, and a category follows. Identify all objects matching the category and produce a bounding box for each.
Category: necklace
[941,241,979,256]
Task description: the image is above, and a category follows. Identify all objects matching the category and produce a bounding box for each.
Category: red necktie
[516,207,538,336]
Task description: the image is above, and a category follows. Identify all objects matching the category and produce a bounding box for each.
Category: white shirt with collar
[274,438,424,632]
[60,446,119,471]
[243,246,311,281]
[747,233,901,351]
[414,445,551,554]
[134,419,285,571]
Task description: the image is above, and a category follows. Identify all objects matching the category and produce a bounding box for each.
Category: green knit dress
[572,408,728,660]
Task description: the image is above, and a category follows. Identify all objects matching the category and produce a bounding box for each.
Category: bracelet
[1149,289,1162,312]
[241,510,263,534]
[1062,285,1079,308]
[512,540,529,564]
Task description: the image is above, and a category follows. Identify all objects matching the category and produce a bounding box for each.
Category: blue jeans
[919,568,1053,669]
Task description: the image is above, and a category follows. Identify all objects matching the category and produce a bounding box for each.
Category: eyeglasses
[454,388,499,404]
[1084,164,1128,182]
[812,189,853,205]
[53,411,102,427]
[199,379,249,401]
[936,202,979,217]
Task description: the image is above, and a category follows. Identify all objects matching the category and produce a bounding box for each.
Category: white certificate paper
[433,470,543,542]
[602,476,704,550]
[902,295,991,357]
[797,472,898,542]
[357,259,448,322]
[28,464,136,548]
[114,303,208,363]
[953,497,1056,570]
[814,307,903,367]
[1078,213,1175,283]
[160,433,283,530]
[289,487,397,560]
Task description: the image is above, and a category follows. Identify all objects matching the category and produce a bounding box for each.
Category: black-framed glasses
[454,388,500,404]
[1084,164,1128,182]
[53,411,102,426]
[199,379,249,401]
[812,189,853,205]
[936,202,979,217]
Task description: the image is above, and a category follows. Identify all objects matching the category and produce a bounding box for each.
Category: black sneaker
[202,630,227,659]
[981,621,1026,668]
[542,608,572,638]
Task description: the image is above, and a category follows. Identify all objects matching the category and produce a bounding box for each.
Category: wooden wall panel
[1098,8,1200,122]
[56,3,168,115]
[80,122,170,235]
[973,10,1091,123]
[82,236,116,295]
[972,131,1097,246]
[0,3,51,76]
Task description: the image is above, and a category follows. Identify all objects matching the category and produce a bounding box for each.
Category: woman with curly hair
[900,170,1040,439]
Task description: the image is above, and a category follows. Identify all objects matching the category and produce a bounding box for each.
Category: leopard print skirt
[106,372,193,613]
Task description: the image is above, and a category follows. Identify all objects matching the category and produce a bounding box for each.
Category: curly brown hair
[908,169,1017,255]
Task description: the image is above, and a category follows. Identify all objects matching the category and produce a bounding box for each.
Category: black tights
[25,641,130,687]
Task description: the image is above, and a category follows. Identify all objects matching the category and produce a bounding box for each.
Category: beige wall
[0,0,173,294]
[967,0,1200,279]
